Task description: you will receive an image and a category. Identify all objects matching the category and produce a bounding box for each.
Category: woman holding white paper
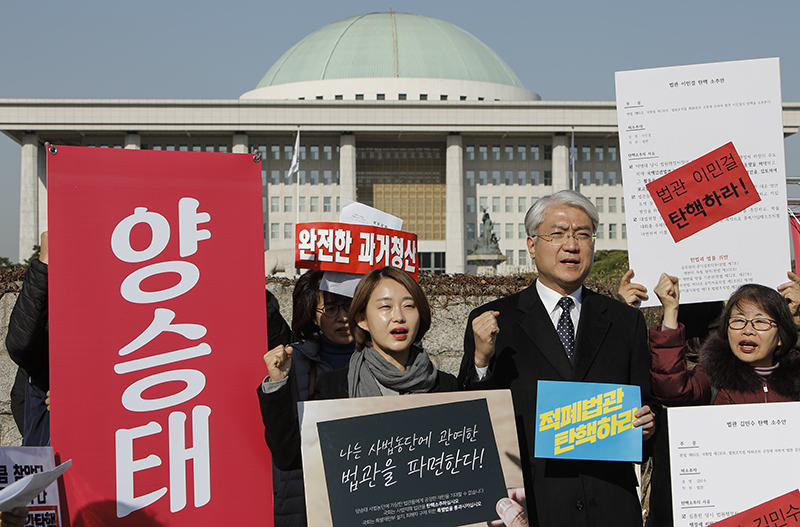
[650,274,800,405]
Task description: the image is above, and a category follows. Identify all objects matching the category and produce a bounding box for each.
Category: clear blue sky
[2,0,799,261]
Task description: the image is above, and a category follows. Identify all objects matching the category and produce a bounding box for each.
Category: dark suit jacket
[458,282,655,527]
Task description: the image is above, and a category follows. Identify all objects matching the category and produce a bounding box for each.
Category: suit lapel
[572,287,612,381]
[517,283,574,380]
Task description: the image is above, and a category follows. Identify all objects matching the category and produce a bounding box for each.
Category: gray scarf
[347,344,439,398]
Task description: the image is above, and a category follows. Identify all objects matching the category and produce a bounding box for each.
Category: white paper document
[0,458,71,511]
[615,58,789,306]
[667,402,800,527]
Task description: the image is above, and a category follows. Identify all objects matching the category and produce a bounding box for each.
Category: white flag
[288,130,300,178]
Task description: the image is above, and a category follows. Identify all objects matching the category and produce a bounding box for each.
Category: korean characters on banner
[646,142,759,242]
[709,490,800,527]
[110,201,214,518]
[0,447,64,527]
[46,145,270,526]
[534,381,642,462]
[295,222,418,278]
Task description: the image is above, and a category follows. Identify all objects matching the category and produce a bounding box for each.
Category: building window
[594,171,603,186]
[492,171,500,186]
[505,223,513,240]
[479,145,488,161]
[609,224,617,239]
[323,145,333,160]
[544,145,552,160]
[492,197,500,212]
[323,170,333,185]
[323,197,331,212]
[582,146,591,161]
[518,250,527,266]
[582,171,591,187]
[284,196,292,212]
[622,223,627,239]
[271,170,280,186]
[261,170,267,187]
[284,223,292,239]
[460,95,467,100]
[315,95,323,100]
[284,145,293,160]
[505,146,514,161]
[506,250,513,265]
[299,146,306,160]
[621,197,626,212]
[310,196,319,212]
[377,93,385,100]
[466,145,475,161]
[492,146,501,161]
[467,223,476,239]
[505,197,513,212]
[271,196,280,212]
[262,197,267,213]
[609,197,617,213]
[271,145,280,160]
[270,223,279,239]
[608,171,618,186]
[355,94,364,100]
[517,146,527,161]
[479,171,488,185]
[518,223,526,239]
[336,196,340,212]
[335,94,343,100]
[311,170,319,185]
[298,196,306,212]
[531,171,540,186]
[420,94,428,100]
[518,197,526,213]
[398,93,407,100]
[466,196,476,214]
[595,146,604,161]
[596,197,604,212]
[531,146,540,161]
[298,170,306,185]
[505,171,514,186]
[608,146,617,161]
[310,146,319,160]
[466,170,475,186]
[597,223,604,239]
[544,171,552,186]
[479,197,488,212]
[440,94,448,101]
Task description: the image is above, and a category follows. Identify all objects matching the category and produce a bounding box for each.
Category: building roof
[255,12,525,89]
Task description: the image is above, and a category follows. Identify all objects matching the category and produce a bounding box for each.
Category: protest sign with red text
[295,222,418,278]
[47,146,270,526]
[710,490,800,526]
[646,142,760,242]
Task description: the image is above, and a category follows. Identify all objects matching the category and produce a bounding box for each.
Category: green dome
[256,12,525,89]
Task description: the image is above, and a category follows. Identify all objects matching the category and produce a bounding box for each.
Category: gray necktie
[557,296,575,362]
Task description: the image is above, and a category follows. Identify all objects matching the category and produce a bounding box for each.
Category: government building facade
[3,12,799,274]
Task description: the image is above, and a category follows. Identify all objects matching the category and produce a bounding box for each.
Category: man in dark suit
[459,190,655,527]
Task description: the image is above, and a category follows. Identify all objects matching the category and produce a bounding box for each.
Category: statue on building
[467,209,507,275]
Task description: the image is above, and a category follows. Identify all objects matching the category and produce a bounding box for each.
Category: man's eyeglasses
[317,301,351,318]
[532,231,596,246]
[727,317,777,331]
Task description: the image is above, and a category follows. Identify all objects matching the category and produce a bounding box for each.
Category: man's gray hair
[524,190,600,236]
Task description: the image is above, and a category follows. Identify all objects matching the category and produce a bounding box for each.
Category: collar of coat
[699,334,800,400]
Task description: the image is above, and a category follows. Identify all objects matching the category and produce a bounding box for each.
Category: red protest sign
[711,489,800,526]
[646,142,760,242]
[295,222,418,278]
[47,146,271,526]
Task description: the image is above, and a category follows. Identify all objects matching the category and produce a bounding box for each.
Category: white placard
[0,447,65,526]
[667,402,800,527]
[615,58,789,306]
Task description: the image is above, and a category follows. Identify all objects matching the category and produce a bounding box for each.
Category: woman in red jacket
[650,273,800,405]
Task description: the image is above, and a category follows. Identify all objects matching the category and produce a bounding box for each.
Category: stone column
[445,134,466,274]
[124,133,141,150]
[551,133,570,192]
[37,145,47,236]
[18,134,39,263]
[232,133,249,154]
[339,133,356,202]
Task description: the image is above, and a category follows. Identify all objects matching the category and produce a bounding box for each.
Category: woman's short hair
[716,283,798,361]
[524,190,599,236]
[349,267,431,351]
[291,269,324,341]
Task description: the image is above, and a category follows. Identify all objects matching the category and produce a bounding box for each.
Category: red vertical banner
[47,146,271,526]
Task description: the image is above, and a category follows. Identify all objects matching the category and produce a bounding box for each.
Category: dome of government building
[240,12,539,101]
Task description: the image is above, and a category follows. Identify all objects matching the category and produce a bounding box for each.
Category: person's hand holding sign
[264,345,293,382]
[472,310,500,368]
[492,489,528,527]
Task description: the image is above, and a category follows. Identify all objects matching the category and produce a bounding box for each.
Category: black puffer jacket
[5,259,50,445]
